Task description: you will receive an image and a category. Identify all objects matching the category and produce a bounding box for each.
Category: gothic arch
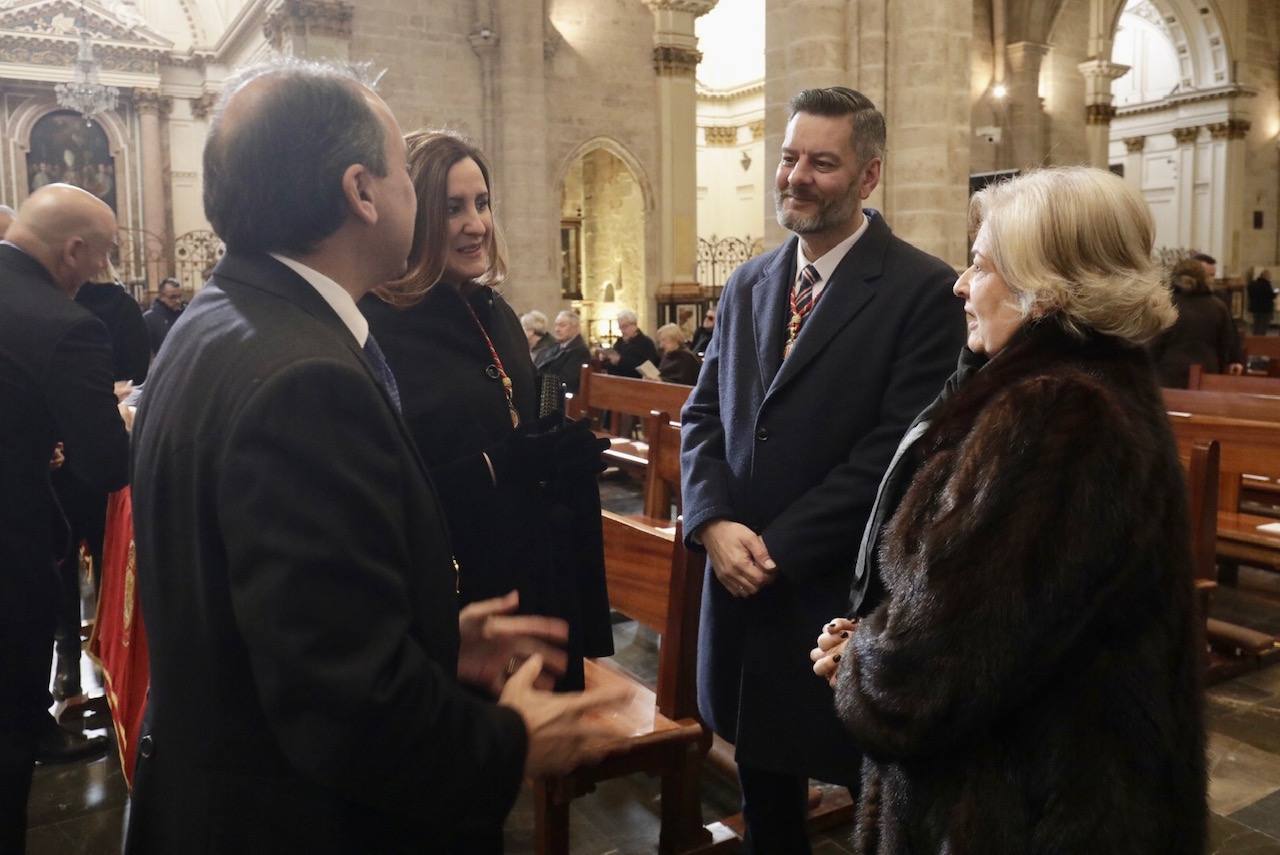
[1102,0,1231,90]
[554,136,654,217]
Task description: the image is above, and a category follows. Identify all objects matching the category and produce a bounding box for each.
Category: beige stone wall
[1239,0,1280,271]
[1041,0,1088,167]
[580,148,646,322]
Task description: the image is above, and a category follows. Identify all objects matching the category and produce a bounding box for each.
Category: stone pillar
[1003,41,1050,172]
[1077,59,1129,169]
[493,0,556,315]
[133,89,172,286]
[262,0,353,60]
[882,0,973,268]
[644,0,717,332]
[1171,125,1201,250]
[1207,118,1251,274]
[1122,135,1145,191]
[468,8,500,157]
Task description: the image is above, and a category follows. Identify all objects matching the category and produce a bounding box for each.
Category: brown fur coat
[834,321,1207,854]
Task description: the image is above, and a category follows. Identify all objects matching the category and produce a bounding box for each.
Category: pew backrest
[1164,388,1280,424]
[1188,365,1280,394]
[574,367,692,427]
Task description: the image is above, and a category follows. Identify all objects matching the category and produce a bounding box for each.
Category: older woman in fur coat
[811,167,1207,855]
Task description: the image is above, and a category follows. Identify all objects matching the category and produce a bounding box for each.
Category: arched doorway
[559,144,648,345]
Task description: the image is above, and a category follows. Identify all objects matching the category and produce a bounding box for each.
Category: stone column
[644,0,717,332]
[133,89,172,285]
[493,0,556,315]
[1122,135,1145,191]
[1077,59,1129,169]
[1171,125,1201,250]
[1207,118,1251,274]
[468,10,500,157]
[262,0,353,60]
[1003,41,1050,172]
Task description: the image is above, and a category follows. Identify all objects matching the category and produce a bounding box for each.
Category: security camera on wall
[975,126,1002,145]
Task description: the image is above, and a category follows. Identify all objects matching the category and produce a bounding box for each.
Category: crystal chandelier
[55,11,118,123]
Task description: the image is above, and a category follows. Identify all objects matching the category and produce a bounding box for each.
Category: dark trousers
[1,561,58,855]
[738,764,811,855]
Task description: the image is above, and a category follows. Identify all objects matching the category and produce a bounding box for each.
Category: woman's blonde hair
[655,323,686,345]
[377,129,508,307]
[970,166,1175,345]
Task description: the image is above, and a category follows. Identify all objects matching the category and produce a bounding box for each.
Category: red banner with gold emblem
[87,487,148,789]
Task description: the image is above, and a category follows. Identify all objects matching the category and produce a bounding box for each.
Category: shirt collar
[795,209,874,286]
[268,253,369,346]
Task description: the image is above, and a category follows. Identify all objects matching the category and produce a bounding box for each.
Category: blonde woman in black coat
[811,167,1206,854]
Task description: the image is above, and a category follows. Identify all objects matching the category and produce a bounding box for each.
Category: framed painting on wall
[27,110,117,212]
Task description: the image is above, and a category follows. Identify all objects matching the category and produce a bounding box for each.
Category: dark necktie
[363,333,402,414]
[784,263,820,359]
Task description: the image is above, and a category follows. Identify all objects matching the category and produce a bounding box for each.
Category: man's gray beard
[774,183,859,234]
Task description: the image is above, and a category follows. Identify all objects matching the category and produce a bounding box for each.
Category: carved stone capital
[749,119,764,141]
[1171,125,1201,145]
[642,0,718,15]
[1123,136,1146,153]
[1207,118,1251,140]
[189,92,218,121]
[1084,103,1116,125]
[132,89,172,117]
[263,0,354,50]
[653,44,701,77]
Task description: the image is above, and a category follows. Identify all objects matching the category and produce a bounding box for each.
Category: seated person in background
[1150,258,1244,386]
[655,322,700,385]
[522,309,557,366]
[690,306,715,356]
[602,308,658,378]
[812,167,1206,855]
[539,309,591,393]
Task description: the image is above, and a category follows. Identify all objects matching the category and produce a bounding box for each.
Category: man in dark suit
[603,308,659,378]
[141,277,183,356]
[537,308,591,393]
[681,87,965,853]
[0,183,129,853]
[126,60,621,854]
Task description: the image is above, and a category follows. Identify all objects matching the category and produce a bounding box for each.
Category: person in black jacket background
[603,307,659,378]
[1249,268,1275,336]
[361,130,613,693]
[538,309,591,393]
[142,277,184,356]
[0,184,129,852]
[655,322,701,385]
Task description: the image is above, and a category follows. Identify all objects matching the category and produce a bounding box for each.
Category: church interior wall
[696,85,766,245]
[579,148,646,331]
[1040,0,1088,166]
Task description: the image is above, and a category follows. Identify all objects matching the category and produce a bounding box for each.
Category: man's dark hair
[788,86,886,166]
[203,59,387,255]
[159,277,181,290]
[1191,252,1216,265]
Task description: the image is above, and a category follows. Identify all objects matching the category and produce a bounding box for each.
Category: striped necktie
[784,263,820,359]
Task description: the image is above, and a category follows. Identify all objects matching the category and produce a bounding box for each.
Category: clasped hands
[810,617,858,688]
[700,519,777,598]
[457,590,631,778]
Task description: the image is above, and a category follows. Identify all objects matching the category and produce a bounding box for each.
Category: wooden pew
[534,512,736,854]
[567,368,693,475]
[642,411,682,520]
[1165,390,1280,517]
[1246,336,1280,376]
[1187,364,1280,394]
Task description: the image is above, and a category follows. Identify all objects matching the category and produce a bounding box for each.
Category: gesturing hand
[700,519,777,598]
[499,654,632,778]
[457,590,569,696]
[810,617,858,689]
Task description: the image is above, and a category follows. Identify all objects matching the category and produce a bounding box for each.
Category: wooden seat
[642,411,682,520]
[1187,364,1280,394]
[534,512,735,855]
[567,369,692,475]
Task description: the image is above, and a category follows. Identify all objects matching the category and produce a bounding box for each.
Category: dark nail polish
[840,631,849,638]
[833,654,841,662]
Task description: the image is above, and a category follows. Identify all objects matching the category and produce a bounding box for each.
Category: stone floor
[24,476,1280,854]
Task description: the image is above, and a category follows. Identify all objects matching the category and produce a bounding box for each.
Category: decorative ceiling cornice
[0,0,171,47]
[696,79,764,102]
[1114,84,1257,118]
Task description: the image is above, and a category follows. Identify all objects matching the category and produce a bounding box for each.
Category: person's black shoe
[34,715,107,765]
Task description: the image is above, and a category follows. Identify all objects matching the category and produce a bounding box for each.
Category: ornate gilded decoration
[703,125,736,146]
[1171,125,1201,145]
[189,92,217,121]
[121,541,136,645]
[131,88,170,117]
[653,44,701,77]
[749,119,764,140]
[1207,119,1250,140]
[642,0,718,13]
[1123,136,1146,153]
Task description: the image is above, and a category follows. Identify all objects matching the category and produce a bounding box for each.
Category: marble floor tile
[1233,789,1280,841]
[1207,732,1280,815]
[1210,814,1280,854]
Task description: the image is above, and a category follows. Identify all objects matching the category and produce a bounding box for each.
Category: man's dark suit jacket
[538,334,591,393]
[680,214,966,784]
[75,281,149,384]
[607,330,659,379]
[0,244,128,718]
[126,253,527,854]
[142,300,181,356]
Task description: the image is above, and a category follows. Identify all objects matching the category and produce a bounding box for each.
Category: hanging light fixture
[55,4,119,123]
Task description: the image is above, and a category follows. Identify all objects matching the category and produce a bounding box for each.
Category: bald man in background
[0,184,129,853]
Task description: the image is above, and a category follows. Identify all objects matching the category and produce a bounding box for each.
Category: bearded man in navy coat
[681,86,966,854]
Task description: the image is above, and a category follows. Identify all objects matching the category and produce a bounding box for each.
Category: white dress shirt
[792,209,874,302]
[268,252,369,347]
